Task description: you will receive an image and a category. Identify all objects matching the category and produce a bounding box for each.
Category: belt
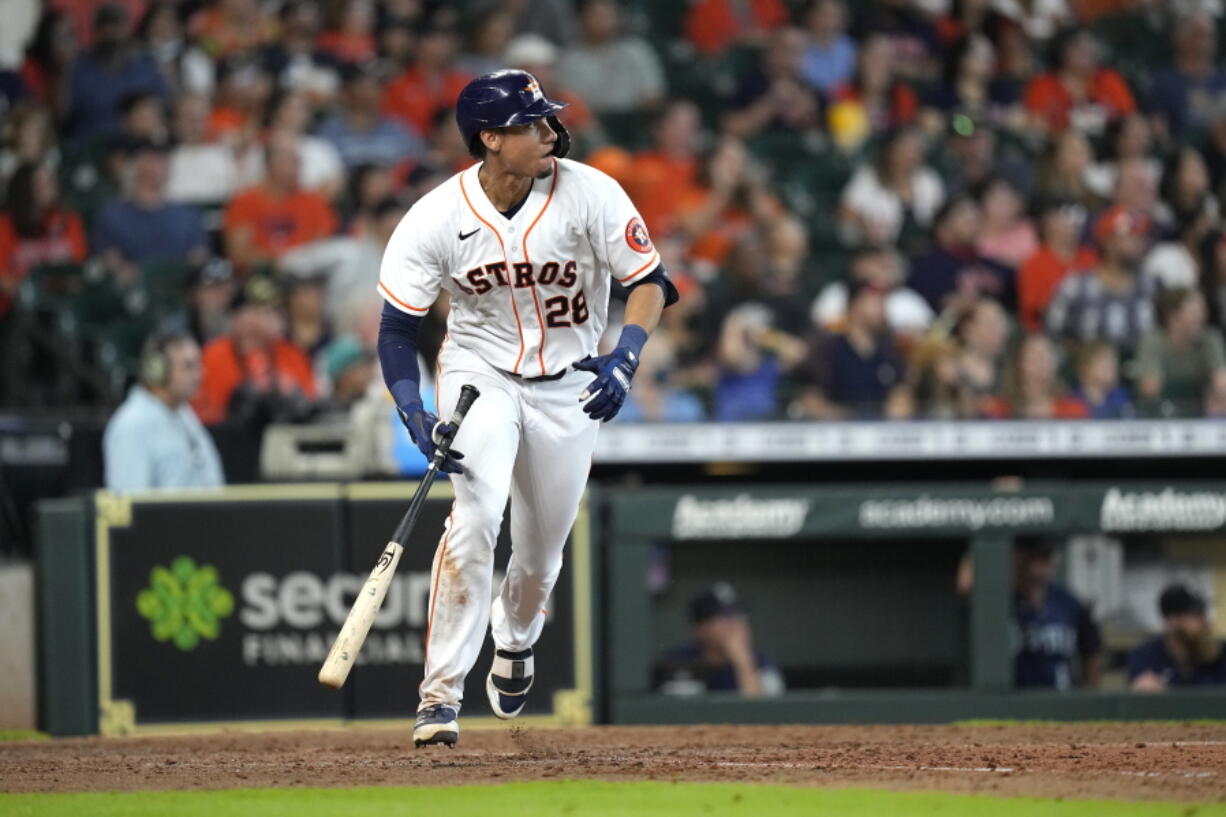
[507,368,568,383]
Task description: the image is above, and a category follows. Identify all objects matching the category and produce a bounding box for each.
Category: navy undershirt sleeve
[627,263,680,308]
[378,301,425,410]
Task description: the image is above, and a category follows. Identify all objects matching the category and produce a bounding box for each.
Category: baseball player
[376,70,678,747]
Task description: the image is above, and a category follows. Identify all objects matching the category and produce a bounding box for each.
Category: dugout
[600,481,1226,725]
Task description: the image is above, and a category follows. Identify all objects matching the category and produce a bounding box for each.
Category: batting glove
[575,326,648,422]
[398,402,465,474]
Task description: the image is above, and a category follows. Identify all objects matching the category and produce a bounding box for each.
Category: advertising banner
[94,485,590,735]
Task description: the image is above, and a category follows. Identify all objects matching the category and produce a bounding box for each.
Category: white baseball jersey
[377,157,659,377]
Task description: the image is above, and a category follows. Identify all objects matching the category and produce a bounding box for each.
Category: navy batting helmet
[455,69,571,159]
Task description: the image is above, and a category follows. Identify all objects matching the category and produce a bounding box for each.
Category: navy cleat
[413,704,459,748]
[486,648,534,719]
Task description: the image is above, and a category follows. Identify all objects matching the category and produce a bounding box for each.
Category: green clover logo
[136,556,235,651]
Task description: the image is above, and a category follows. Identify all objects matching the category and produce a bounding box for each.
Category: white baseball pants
[418,343,598,711]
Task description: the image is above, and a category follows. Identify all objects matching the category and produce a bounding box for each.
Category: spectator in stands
[381,20,470,138]
[1023,27,1135,137]
[975,176,1039,271]
[20,9,77,111]
[623,100,702,238]
[138,0,214,97]
[993,0,1072,43]
[1011,537,1102,690]
[1071,341,1132,418]
[1202,229,1226,331]
[838,125,944,249]
[279,195,400,335]
[955,297,1010,413]
[1130,584,1226,690]
[1035,128,1106,211]
[223,134,338,274]
[894,335,973,419]
[924,32,1021,130]
[1084,113,1159,202]
[826,33,919,153]
[103,330,224,492]
[908,195,1014,312]
[559,0,665,116]
[194,275,317,427]
[1156,146,1216,238]
[176,258,236,347]
[795,278,906,420]
[92,139,208,284]
[985,333,1089,419]
[851,0,941,81]
[723,27,823,142]
[1143,192,1217,292]
[504,34,603,157]
[1018,197,1096,332]
[283,271,332,361]
[502,0,579,48]
[259,0,339,104]
[455,5,515,77]
[0,160,88,317]
[317,0,377,66]
[189,0,276,60]
[936,116,1031,198]
[1148,13,1226,142]
[714,300,805,422]
[118,90,168,146]
[1045,205,1157,351]
[674,137,781,272]
[317,62,423,171]
[67,3,168,145]
[318,334,375,415]
[1111,155,1161,228]
[0,103,59,184]
[165,92,238,205]
[656,583,785,697]
[800,0,856,94]
[812,245,933,338]
[259,89,345,199]
[1136,287,1226,417]
[684,0,789,58]
[208,53,273,147]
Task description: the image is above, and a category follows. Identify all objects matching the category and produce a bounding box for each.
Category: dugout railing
[601,481,1226,724]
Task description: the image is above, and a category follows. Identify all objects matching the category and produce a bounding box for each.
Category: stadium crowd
[4,0,1226,434]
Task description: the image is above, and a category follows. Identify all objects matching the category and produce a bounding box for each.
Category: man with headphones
[103,330,225,492]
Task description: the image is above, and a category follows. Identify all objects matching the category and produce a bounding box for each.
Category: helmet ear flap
[547,115,570,159]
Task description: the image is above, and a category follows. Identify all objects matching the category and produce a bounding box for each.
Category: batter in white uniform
[376,70,678,747]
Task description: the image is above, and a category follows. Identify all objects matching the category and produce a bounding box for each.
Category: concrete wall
[0,561,36,729]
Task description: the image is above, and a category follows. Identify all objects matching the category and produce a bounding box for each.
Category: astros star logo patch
[625,217,653,253]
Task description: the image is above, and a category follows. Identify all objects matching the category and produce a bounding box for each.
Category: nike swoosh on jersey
[458,228,480,241]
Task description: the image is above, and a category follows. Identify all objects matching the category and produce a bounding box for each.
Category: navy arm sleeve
[626,263,680,308]
[378,301,425,410]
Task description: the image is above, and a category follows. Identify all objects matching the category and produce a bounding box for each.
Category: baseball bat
[318,384,481,689]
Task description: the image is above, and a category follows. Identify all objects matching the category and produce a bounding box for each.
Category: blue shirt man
[92,141,208,268]
[66,5,168,144]
[104,332,224,492]
[1011,539,1103,690]
[1128,584,1226,690]
[316,64,425,169]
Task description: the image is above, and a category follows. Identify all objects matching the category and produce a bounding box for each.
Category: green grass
[2,781,1222,817]
[0,730,46,741]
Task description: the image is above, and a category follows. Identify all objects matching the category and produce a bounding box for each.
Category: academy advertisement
[100,491,578,728]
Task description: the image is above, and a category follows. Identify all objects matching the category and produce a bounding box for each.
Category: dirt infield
[3,724,1226,802]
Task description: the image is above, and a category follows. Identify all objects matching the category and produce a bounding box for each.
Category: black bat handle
[391,384,481,546]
